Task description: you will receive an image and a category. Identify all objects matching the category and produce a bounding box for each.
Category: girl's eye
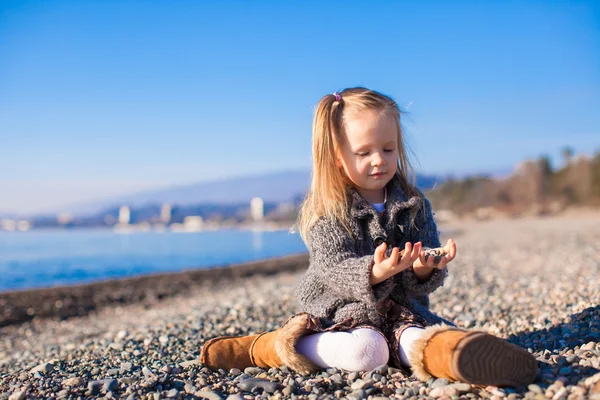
[355,152,368,157]
[384,149,394,153]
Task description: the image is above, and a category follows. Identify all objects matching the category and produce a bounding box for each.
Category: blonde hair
[298,87,421,241]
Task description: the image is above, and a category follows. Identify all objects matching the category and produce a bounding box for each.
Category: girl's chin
[362,182,388,192]
[368,176,391,186]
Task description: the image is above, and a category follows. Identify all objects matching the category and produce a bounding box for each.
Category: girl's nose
[371,152,384,166]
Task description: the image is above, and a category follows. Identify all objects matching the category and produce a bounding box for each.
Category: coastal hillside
[428,151,600,217]
[61,170,443,217]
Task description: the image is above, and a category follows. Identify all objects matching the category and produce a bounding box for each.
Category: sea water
[0,229,307,292]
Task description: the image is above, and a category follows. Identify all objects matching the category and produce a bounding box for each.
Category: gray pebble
[196,376,207,386]
[243,367,263,375]
[282,385,294,396]
[179,359,202,368]
[347,389,366,400]
[237,378,282,394]
[431,378,450,388]
[102,379,119,392]
[196,391,223,400]
[184,383,195,393]
[120,362,133,371]
[371,373,383,381]
[8,391,26,400]
[30,362,53,374]
[87,380,103,395]
[371,364,389,375]
[61,377,83,387]
[450,382,472,393]
[330,373,343,384]
[350,379,374,390]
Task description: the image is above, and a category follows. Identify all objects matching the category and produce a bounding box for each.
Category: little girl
[201,88,537,387]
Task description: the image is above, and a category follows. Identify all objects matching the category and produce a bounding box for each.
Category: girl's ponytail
[298,93,350,240]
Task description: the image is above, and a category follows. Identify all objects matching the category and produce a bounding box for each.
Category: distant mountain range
[48,169,444,217]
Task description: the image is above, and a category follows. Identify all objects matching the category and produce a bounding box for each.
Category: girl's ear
[335,146,344,168]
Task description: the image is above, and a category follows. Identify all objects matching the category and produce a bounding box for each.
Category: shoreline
[0,252,309,327]
[3,210,598,328]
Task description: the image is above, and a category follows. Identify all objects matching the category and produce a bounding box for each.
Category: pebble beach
[1,214,600,400]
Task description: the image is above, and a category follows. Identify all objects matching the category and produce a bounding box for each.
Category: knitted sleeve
[306,217,395,303]
[397,194,447,296]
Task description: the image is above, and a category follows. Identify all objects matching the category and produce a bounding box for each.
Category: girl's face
[337,109,398,203]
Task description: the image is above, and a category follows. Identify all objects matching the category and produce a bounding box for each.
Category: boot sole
[452,332,538,387]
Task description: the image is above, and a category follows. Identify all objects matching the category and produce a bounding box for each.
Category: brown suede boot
[200,313,319,375]
[408,324,538,387]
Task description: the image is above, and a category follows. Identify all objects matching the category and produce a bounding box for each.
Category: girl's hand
[413,239,457,281]
[370,241,422,285]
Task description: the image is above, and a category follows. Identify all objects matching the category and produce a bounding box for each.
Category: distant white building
[160,203,172,224]
[1,219,16,231]
[183,216,204,231]
[118,206,130,225]
[57,212,73,225]
[17,220,30,231]
[250,197,264,221]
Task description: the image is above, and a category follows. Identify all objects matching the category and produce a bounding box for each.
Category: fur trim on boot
[406,324,453,381]
[200,313,320,375]
[274,313,320,375]
[406,324,538,386]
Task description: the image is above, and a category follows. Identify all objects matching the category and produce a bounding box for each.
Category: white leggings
[295,327,425,372]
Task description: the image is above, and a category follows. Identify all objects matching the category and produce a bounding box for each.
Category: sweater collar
[348,176,421,219]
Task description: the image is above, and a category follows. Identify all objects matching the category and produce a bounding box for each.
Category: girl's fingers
[411,242,422,261]
[443,239,456,262]
[390,247,400,265]
[425,251,438,268]
[449,240,457,259]
[374,243,386,265]
[427,256,437,268]
[402,242,412,261]
[436,256,449,270]
[419,251,428,265]
[445,239,456,256]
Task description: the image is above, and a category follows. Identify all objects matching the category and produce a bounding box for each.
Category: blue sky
[1,0,599,214]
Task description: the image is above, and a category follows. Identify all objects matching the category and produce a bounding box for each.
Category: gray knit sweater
[294,177,449,329]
